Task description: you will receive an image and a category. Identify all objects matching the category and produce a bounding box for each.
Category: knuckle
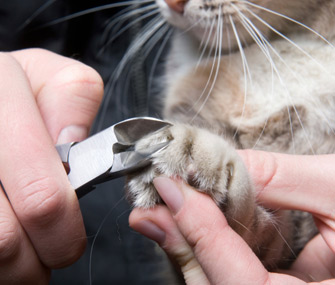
[14,175,64,227]
[52,62,104,120]
[60,62,104,101]
[190,227,220,258]
[185,224,210,249]
[0,216,21,263]
[0,52,15,65]
[0,53,21,78]
[51,240,86,269]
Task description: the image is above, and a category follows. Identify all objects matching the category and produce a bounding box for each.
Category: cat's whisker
[203,11,223,100]
[233,8,318,153]
[241,0,334,48]
[289,104,317,155]
[143,24,170,58]
[188,20,219,114]
[17,0,57,31]
[238,3,335,131]
[102,5,139,43]
[89,196,126,285]
[120,21,170,115]
[99,7,160,55]
[235,10,273,67]
[225,17,233,56]
[177,18,204,35]
[104,5,136,35]
[96,16,167,130]
[230,218,252,234]
[196,19,216,70]
[204,24,220,67]
[36,0,155,29]
[286,107,297,154]
[239,11,302,84]
[233,11,281,149]
[148,28,174,100]
[138,24,172,113]
[191,9,223,121]
[235,11,277,88]
[235,16,312,154]
[101,3,159,47]
[198,19,211,52]
[252,118,269,150]
[237,10,333,142]
[230,217,264,256]
[245,7,330,76]
[114,16,166,81]
[229,14,251,139]
[268,219,297,259]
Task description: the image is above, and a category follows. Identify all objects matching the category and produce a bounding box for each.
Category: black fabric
[0,1,179,284]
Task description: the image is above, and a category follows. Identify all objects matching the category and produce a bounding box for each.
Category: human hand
[129,150,335,284]
[0,49,103,284]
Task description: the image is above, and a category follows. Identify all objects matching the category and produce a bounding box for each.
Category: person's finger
[0,52,86,268]
[238,150,335,252]
[284,234,335,281]
[130,205,211,284]
[0,185,50,284]
[238,151,335,219]
[11,48,104,143]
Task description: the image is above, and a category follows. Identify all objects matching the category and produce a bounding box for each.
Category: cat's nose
[165,0,188,13]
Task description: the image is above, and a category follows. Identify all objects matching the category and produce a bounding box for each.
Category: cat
[125,0,335,272]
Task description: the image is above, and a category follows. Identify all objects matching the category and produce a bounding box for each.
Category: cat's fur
[126,0,335,270]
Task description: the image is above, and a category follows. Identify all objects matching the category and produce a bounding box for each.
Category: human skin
[130,150,335,284]
[0,49,103,284]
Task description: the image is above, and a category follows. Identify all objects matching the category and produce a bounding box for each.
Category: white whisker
[38,0,155,28]
[237,7,318,153]
[102,6,137,42]
[232,9,279,149]
[99,7,160,54]
[192,8,223,122]
[245,7,330,75]
[101,3,158,45]
[17,0,57,31]
[242,0,334,48]
[143,24,170,58]
[230,14,250,139]
[198,19,211,51]
[196,19,216,69]
[269,219,297,259]
[189,19,220,119]
[96,16,167,130]
[225,16,233,56]
[189,21,219,111]
[148,28,174,99]
[115,17,166,79]
[89,197,126,285]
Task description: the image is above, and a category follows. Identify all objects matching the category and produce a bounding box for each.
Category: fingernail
[153,177,184,214]
[57,125,88,144]
[134,220,166,245]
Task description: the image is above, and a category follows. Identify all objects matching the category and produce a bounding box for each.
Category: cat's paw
[126,124,255,222]
[126,123,292,267]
